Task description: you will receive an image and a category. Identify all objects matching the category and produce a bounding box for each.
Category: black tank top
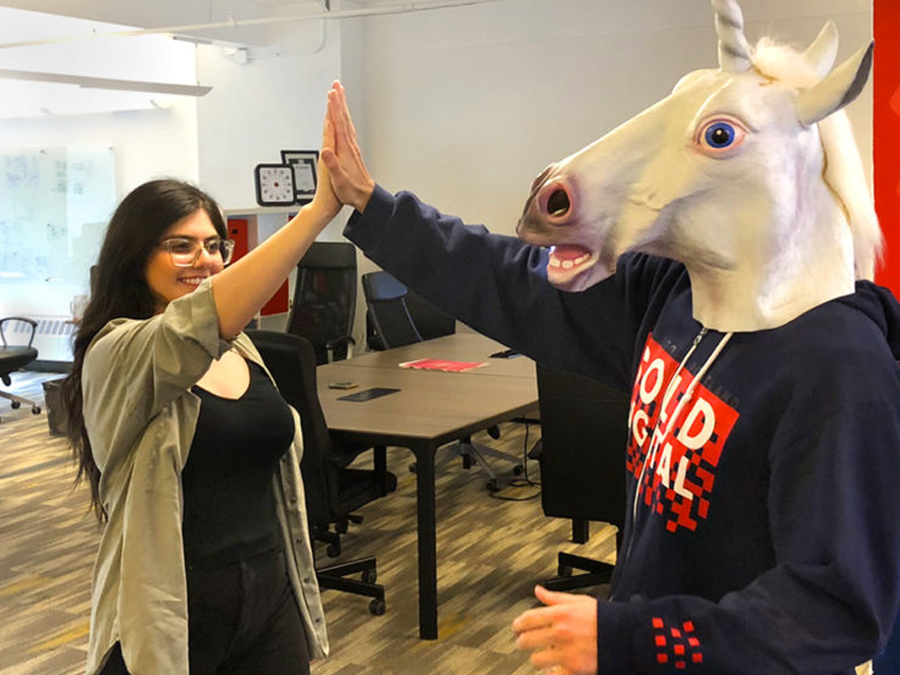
[181,360,294,563]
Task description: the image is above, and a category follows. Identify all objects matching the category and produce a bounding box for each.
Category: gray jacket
[81,279,328,675]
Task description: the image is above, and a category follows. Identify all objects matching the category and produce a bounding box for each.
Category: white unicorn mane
[751,37,882,280]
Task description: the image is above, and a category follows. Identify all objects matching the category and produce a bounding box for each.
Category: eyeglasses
[159,236,235,267]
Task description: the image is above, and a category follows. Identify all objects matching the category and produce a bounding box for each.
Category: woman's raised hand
[307,98,342,222]
[321,81,376,213]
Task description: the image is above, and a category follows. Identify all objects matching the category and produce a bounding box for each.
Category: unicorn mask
[517,0,880,332]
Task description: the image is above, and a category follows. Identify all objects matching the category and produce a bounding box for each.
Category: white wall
[0,10,201,334]
[196,17,342,211]
[0,0,875,353]
[351,0,873,238]
[0,102,199,200]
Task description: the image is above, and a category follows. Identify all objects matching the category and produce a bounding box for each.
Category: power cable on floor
[490,419,541,501]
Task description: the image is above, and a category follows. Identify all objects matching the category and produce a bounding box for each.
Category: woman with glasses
[61,115,342,675]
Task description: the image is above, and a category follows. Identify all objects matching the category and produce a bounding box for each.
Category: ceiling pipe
[0,0,517,50]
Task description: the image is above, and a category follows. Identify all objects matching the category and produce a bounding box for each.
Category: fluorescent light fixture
[0,79,167,118]
[0,68,211,97]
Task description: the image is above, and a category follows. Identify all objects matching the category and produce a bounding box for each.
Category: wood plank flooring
[0,370,617,675]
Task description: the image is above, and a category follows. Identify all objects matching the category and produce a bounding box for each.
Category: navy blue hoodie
[346,186,900,674]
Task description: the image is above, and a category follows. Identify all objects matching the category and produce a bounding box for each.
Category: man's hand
[512,585,599,675]
[321,81,376,213]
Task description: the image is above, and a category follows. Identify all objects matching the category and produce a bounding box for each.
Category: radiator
[3,316,75,362]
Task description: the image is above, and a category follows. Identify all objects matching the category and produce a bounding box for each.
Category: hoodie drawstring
[628,329,734,545]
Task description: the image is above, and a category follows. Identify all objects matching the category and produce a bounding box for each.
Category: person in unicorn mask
[319,0,900,671]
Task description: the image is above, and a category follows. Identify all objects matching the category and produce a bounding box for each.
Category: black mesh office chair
[361,270,520,490]
[286,242,357,365]
[534,363,629,592]
[0,317,42,423]
[247,329,397,615]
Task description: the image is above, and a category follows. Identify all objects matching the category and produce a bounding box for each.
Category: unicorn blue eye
[705,122,736,148]
[696,118,747,158]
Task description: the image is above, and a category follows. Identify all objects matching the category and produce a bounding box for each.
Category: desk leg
[412,441,438,639]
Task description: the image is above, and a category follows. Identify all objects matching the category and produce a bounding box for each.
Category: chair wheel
[326,543,341,558]
[409,462,417,474]
[32,406,41,415]
[486,479,499,493]
[335,521,349,535]
[369,598,386,615]
[11,400,20,409]
[513,464,524,476]
[362,568,377,584]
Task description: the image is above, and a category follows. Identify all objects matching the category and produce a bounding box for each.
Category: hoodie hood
[841,281,900,360]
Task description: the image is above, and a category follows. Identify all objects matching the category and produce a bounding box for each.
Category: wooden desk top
[317,334,537,444]
[341,333,534,379]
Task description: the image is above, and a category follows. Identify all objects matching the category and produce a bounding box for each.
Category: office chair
[534,362,629,592]
[247,329,396,615]
[361,270,520,491]
[405,288,456,341]
[286,242,357,365]
[365,274,456,351]
[0,317,42,423]
[362,270,423,350]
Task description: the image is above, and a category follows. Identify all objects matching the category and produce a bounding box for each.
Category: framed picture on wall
[280,150,318,203]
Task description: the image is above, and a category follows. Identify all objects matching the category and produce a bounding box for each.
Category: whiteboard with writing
[0,146,116,286]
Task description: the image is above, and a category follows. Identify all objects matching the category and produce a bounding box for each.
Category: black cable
[489,420,540,501]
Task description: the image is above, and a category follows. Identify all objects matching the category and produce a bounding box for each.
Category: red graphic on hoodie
[652,617,704,669]
[627,334,739,533]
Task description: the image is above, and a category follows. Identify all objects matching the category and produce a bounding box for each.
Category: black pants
[100,548,310,675]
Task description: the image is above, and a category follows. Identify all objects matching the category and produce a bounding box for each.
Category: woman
[61,110,342,675]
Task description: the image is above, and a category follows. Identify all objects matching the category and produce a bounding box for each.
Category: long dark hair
[61,179,227,520]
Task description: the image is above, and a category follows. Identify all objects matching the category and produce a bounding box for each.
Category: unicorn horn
[711,0,752,72]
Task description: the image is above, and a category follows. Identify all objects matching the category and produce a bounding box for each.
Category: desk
[316,334,537,639]
[339,333,534,379]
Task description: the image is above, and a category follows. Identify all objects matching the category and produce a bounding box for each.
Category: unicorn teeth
[549,254,591,268]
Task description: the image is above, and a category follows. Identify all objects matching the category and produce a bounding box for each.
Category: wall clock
[254,163,296,206]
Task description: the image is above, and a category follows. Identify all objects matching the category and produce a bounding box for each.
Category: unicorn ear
[802,21,839,79]
[796,42,873,126]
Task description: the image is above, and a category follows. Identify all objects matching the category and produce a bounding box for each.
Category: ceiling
[0,0,464,47]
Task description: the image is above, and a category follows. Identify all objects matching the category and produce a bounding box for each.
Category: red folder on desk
[399,358,488,373]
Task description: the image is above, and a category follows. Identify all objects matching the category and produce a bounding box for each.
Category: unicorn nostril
[547,188,570,217]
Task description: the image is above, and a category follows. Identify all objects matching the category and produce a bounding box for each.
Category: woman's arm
[211,109,342,338]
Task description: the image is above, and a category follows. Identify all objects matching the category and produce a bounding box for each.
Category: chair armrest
[0,317,38,348]
[325,335,356,361]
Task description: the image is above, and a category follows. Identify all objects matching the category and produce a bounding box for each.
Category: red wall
[874,0,900,293]
[227,215,289,317]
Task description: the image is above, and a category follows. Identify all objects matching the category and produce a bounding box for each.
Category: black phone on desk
[338,387,401,402]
